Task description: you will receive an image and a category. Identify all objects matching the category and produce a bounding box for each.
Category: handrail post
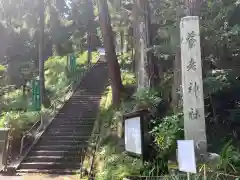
[0,128,10,172]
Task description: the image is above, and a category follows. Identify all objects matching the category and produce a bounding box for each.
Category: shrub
[119,51,132,70]
[1,89,31,111]
[218,141,240,173]
[121,71,136,86]
[95,143,142,180]
[150,113,184,158]
[94,74,143,180]
[76,51,99,65]
[133,87,162,110]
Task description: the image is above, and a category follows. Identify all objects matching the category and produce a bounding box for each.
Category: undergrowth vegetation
[91,65,143,180]
[91,51,240,179]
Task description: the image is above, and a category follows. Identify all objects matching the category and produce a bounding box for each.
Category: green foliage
[0,64,6,72]
[204,70,232,95]
[96,142,142,180]
[76,51,99,65]
[150,113,184,157]
[218,141,240,173]
[121,71,136,86]
[96,105,142,180]
[0,111,40,130]
[0,111,41,140]
[142,158,169,177]
[1,89,31,111]
[45,56,71,99]
[200,0,240,60]
[0,53,90,146]
[119,51,133,69]
[94,75,143,180]
[133,87,162,110]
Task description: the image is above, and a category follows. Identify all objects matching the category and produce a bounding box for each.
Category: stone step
[38,139,88,146]
[48,123,94,128]
[52,124,94,128]
[53,117,95,120]
[33,144,88,151]
[17,168,81,174]
[44,131,92,136]
[55,113,97,117]
[53,118,95,121]
[50,121,95,126]
[20,162,81,170]
[45,126,93,132]
[54,114,97,119]
[29,150,81,157]
[63,107,99,110]
[40,135,90,141]
[46,126,93,131]
[68,97,101,100]
[57,110,98,114]
[56,124,94,128]
[25,155,82,163]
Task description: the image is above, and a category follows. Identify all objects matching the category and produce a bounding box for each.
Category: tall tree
[86,0,95,64]
[39,0,45,107]
[184,0,202,16]
[98,0,123,106]
[133,0,160,88]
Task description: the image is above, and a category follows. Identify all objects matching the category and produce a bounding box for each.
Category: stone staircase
[17,62,108,174]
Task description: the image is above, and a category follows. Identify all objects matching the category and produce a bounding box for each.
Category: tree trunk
[132,2,139,74]
[146,3,160,88]
[98,0,123,106]
[184,0,202,16]
[39,0,45,108]
[87,0,95,64]
[120,30,124,56]
[134,0,159,88]
[171,47,182,112]
[134,0,149,89]
[87,31,92,64]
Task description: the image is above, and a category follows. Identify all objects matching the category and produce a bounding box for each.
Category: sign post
[123,110,149,163]
[180,16,207,157]
[0,128,9,172]
[68,54,77,74]
[177,140,197,179]
[98,48,106,62]
[32,79,41,111]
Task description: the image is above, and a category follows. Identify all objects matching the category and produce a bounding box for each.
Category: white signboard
[98,48,105,55]
[177,140,196,173]
[180,16,207,153]
[124,117,142,155]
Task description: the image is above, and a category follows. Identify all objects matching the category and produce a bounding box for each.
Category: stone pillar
[180,16,207,156]
[0,128,9,171]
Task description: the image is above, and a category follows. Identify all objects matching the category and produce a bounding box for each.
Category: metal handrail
[88,135,100,179]
[88,110,102,179]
